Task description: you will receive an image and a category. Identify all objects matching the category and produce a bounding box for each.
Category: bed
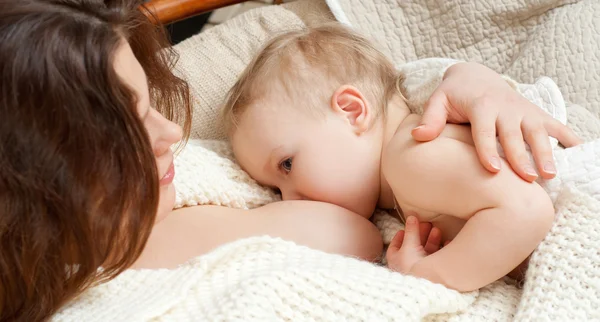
[53,0,600,321]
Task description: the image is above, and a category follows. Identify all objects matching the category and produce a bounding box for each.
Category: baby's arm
[382,136,554,292]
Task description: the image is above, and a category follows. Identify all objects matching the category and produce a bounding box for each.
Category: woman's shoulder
[131,205,248,269]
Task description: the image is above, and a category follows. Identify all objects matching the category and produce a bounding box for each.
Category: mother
[0,0,580,321]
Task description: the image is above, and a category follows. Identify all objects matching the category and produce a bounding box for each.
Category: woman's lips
[159,162,175,186]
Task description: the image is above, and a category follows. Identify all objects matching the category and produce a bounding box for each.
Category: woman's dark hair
[0,0,191,320]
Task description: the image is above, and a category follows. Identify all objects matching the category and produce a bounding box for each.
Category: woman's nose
[161,118,183,146]
[150,109,183,156]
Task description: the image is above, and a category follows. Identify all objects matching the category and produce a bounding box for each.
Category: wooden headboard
[143,0,281,25]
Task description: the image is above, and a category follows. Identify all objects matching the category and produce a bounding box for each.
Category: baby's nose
[281,190,303,201]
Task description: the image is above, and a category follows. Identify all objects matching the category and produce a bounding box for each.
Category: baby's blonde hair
[221,23,401,134]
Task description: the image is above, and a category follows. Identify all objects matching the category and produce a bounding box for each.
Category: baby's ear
[331,85,371,134]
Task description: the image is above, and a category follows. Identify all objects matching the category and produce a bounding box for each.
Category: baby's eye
[279,157,293,173]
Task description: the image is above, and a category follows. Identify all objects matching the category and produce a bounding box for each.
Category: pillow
[173,140,279,209]
[172,0,334,140]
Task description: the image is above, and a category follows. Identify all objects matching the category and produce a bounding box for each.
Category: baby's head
[222,24,401,218]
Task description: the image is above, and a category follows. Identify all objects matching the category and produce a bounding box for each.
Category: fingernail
[412,125,425,132]
[524,165,538,177]
[544,162,556,174]
[489,157,501,170]
[407,216,417,224]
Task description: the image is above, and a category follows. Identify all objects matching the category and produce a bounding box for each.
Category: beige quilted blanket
[326,0,600,122]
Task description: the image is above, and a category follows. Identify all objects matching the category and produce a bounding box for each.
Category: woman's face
[113,42,182,222]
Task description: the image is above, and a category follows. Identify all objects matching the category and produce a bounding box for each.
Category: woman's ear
[330,85,371,134]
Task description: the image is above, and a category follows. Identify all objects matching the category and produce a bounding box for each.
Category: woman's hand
[411,62,582,182]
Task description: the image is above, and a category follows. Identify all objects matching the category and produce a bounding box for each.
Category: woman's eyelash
[279,157,293,173]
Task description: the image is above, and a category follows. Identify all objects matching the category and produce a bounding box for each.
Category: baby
[221,24,554,292]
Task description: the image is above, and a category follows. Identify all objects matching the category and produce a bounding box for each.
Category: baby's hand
[387,216,445,274]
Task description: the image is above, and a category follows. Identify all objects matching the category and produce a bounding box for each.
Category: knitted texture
[173,140,279,209]
[515,188,600,321]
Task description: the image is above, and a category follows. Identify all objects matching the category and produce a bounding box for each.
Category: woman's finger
[412,89,449,142]
[423,227,442,254]
[522,120,555,179]
[545,118,583,148]
[469,100,502,174]
[497,116,538,182]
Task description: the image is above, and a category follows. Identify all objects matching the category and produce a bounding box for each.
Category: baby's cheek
[322,170,379,217]
[303,166,364,208]
[295,163,338,199]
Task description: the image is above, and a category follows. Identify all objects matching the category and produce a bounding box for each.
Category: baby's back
[387,114,475,240]
[387,113,539,241]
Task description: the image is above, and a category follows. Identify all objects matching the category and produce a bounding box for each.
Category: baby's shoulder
[384,114,421,154]
[386,114,474,156]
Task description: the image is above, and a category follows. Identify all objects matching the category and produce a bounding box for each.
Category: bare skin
[383,109,553,291]
[132,201,383,269]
